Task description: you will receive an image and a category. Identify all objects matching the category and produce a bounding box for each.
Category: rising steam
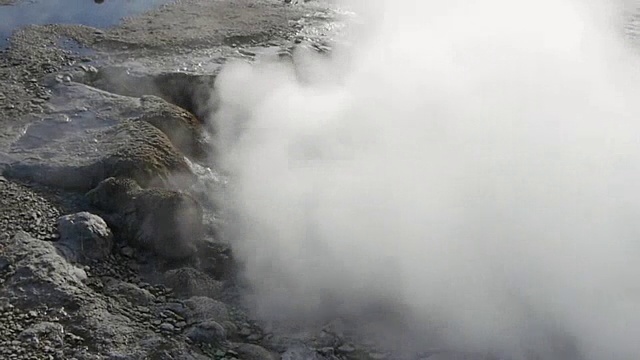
[211,0,640,358]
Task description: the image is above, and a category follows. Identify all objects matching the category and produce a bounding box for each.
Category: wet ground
[0,0,174,48]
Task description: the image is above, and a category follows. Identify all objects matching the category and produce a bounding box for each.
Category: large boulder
[185,320,227,344]
[137,95,210,160]
[0,231,88,308]
[3,82,197,191]
[55,212,114,263]
[182,296,230,325]
[86,177,204,260]
[163,266,223,298]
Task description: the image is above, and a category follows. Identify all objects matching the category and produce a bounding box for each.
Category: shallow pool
[0,0,173,48]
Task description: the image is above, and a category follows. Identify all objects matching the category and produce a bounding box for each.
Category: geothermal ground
[3,1,640,360]
[0,1,365,359]
[0,0,430,359]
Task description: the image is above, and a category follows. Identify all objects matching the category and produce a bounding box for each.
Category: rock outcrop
[55,212,114,263]
[87,177,204,260]
[3,82,199,191]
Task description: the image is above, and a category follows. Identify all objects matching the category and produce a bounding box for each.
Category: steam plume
[211,0,640,358]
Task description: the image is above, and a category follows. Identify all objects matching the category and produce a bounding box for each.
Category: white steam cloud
[212,0,640,358]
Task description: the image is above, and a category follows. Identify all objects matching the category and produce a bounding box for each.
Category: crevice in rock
[79,66,218,123]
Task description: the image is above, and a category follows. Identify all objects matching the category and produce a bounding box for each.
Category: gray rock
[0,231,87,308]
[55,212,113,262]
[103,279,155,305]
[185,320,226,344]
[231,343,276,360]
[159,323,174,332]
[19,322,64,346]
[182,296,230,324]
[4,83,195,191]
[163,267,222,298]
[81,67,217,127]
[87,177,204,260]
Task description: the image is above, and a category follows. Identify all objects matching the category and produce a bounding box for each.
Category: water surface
[0,0,173,48]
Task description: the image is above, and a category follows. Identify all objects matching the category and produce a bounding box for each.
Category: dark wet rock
[231,342,276,360]
[55,212,113,263]
[182,296,230,325]
[0,256,10,271]
[1,231,88,308]
[103,279,155,305]
[87,177,204,260]
[163,267,223,298]
[4,82,195,191]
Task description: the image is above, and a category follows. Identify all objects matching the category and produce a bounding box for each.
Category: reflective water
[0,0,173,48]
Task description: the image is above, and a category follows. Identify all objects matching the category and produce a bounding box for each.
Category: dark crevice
[82,66,218,123]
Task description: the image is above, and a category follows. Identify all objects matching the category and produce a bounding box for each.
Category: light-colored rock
[4,82,195,190]
[19,322,65,346]
[55,212,113,262]
[1,231,87,308]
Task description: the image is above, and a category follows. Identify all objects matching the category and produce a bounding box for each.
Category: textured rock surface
[185,320,227,344]
[1,231,88,308]
[87,177,204,260]
[56,212,113,263]
[0,177,62,243]
[163,267,223,298]
[2,82,196,191]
